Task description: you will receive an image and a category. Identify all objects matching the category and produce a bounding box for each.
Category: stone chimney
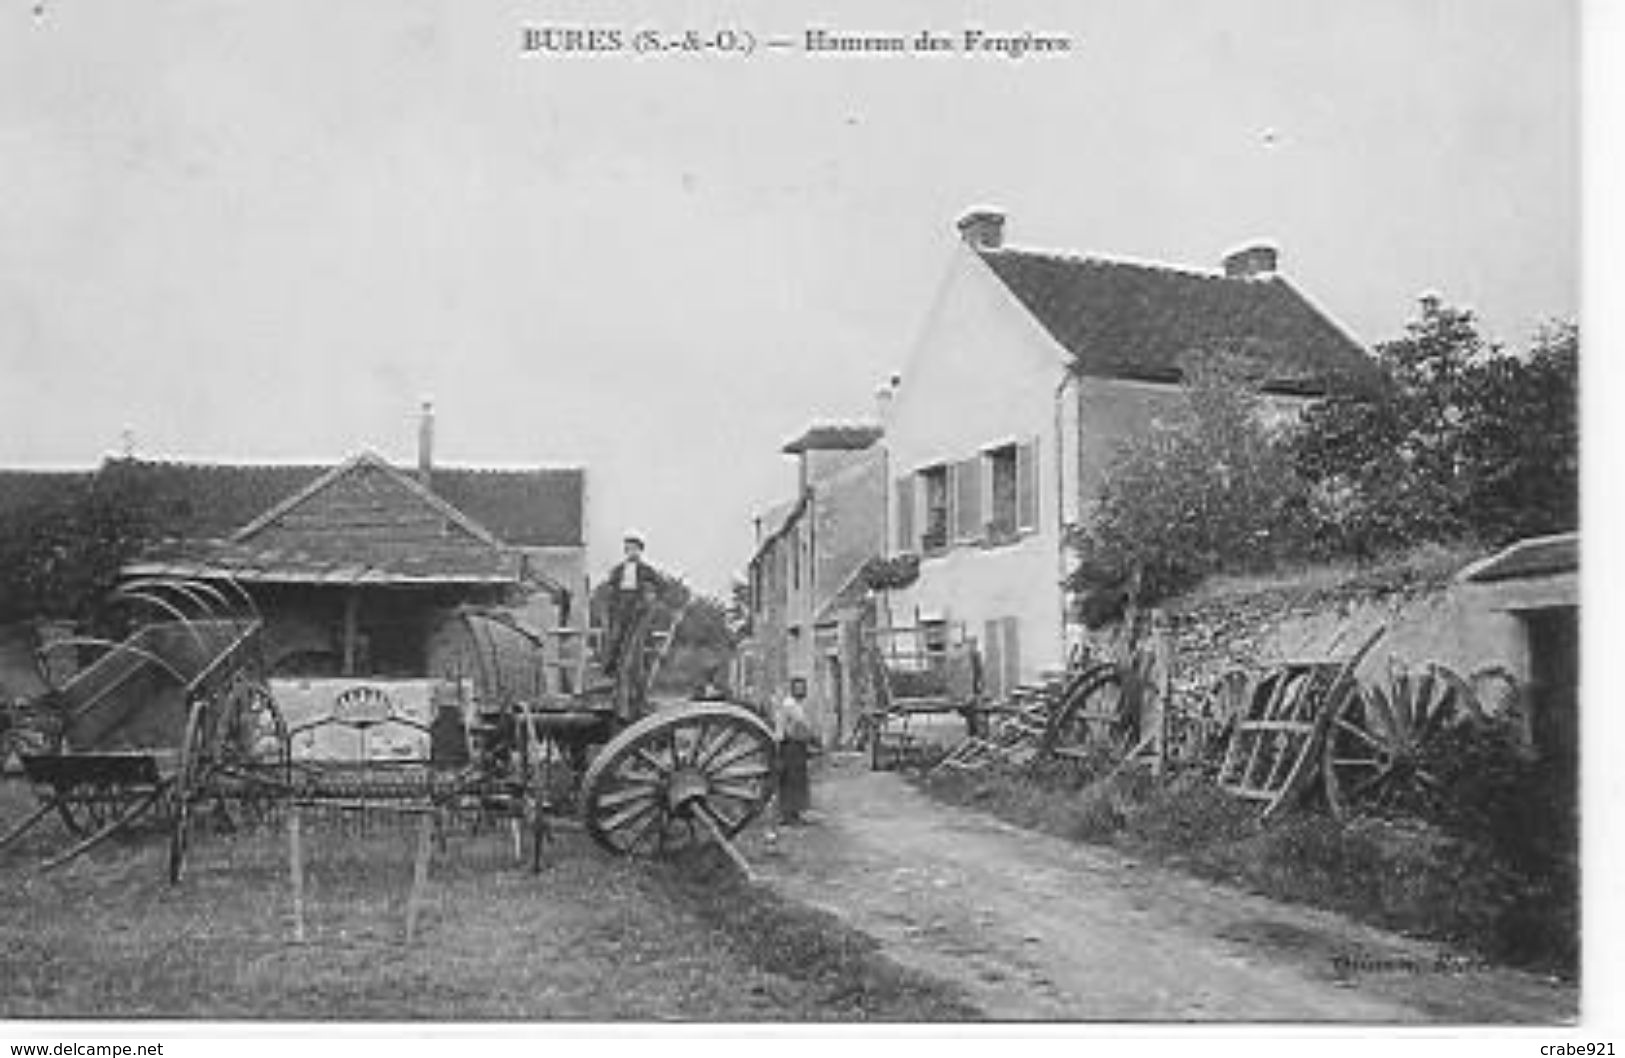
[874,372,901,421]
[957,208,1006,250]
[1222,242,1279,279]
[417,399,434,485]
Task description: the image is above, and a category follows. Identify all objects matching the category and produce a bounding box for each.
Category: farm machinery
[1,578,778,881]
[929,615,1523,825]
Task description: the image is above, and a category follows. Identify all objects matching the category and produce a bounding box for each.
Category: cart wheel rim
[580,703,776,856]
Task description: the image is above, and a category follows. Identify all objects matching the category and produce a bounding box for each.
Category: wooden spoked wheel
[580,704,776,856]
[1322,661,1472,820]
[1040,663,1132,763]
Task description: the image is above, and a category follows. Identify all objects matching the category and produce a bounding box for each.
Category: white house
[880,209,1382,698]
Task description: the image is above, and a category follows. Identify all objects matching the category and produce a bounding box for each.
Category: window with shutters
[919,465,950,553]
[954,455,982,543]
[1016,438,1040,531]
[985,444,1019,541]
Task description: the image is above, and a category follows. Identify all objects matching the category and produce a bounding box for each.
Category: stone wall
[1159,548,1526,703]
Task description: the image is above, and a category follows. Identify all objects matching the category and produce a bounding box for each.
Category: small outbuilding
[1457,532,1578,765]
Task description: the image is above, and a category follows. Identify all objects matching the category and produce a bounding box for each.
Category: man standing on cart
[598,530,674,719]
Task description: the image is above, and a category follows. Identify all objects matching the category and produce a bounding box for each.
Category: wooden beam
[342,589,360,676]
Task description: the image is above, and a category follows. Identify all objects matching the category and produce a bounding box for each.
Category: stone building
[740,424,885,744]
[879,208,1383,694]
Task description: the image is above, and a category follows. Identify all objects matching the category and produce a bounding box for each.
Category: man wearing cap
[599,531,671,692]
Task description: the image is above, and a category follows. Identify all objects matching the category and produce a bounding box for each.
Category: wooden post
[405,810,434,944]
[288,806,306,943]
[1153,612,1172,777]
[342,590,360,676]
[694,802,755,884]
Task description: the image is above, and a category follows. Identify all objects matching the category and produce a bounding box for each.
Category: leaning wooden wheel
[1039,662,1132,763]
[1322,661,1471,820]
[580,704,776,856]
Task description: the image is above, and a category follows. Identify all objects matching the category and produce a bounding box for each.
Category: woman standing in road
[774,677,814,825]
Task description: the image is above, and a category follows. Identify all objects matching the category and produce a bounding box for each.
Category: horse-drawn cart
[449,606,778,862]
[0,578,289,879]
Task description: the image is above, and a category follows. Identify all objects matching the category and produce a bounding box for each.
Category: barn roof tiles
[976,246,1383,397]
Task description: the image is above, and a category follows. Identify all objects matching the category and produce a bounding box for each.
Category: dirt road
[740,753,1577,1023]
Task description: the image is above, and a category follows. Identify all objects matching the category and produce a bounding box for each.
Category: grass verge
[917,761,1577,981]
[659,846,982,1021]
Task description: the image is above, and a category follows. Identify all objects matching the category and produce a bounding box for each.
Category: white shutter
[1016,438,1040,531]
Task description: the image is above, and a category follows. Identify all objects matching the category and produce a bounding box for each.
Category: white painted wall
[882,244,1072,685]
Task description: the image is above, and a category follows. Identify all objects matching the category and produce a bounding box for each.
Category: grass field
[0,783,976,1022]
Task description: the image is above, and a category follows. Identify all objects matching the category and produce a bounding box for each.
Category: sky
[0,0,1581,594]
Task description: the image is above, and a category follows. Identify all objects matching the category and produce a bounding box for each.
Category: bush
[0,473,154,624]
[1288,305,1578,555]
[1068,353,1318,612]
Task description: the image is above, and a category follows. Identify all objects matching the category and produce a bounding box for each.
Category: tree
[653,590,738,694]
[1454,321,1578,543]
[0,474,154,625]
[1067,353,1316,615]
[1289,302,1578,553]
[725,576,753,642]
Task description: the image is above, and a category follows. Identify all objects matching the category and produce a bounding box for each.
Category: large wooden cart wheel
[1039,662,1133,763]
[580,704,776,856]
[1322,661,1472,820]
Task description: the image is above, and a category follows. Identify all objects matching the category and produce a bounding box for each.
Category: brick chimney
[417,399,434,486]
[1222,242,1279,279]
[957,208,1006,250]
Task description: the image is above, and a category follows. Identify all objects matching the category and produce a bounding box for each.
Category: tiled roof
[977,248,1383,397]
[428,466,585,548]
[749,495,807,567]
[96,457,584,547]
[127,538,519,586]
[129,455,521,585]
[814,562,873,624]
[98,459,328,539]
[781,423,884,454]
[0,470,95,520]
[1459,532,1578,585]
